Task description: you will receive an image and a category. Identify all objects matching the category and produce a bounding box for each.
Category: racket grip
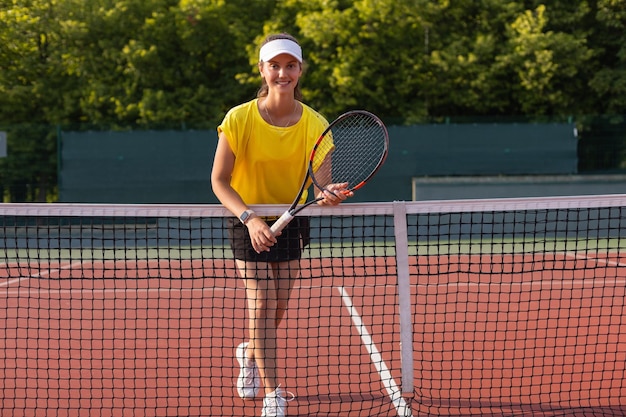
[270,211,294,236]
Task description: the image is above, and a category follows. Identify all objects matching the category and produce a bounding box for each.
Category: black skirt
[226,217,310,262]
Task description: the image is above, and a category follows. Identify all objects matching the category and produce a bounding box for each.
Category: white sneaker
[261,386,294,417]
[235,342,260,398]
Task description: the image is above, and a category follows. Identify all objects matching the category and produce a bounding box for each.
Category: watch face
[240,211,250,222]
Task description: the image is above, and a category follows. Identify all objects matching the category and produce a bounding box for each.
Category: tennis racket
[270,110,389,235]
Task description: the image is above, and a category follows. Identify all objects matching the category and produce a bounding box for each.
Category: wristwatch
[239,209,255,225]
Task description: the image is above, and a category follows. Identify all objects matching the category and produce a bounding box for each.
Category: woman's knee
[249,298,278,318]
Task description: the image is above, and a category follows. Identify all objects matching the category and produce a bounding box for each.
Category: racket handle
[270,211,294,236]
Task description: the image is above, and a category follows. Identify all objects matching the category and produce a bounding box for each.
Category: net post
[393,201,414,398]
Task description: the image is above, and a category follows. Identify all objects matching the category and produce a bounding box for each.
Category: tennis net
[1,195,625,416]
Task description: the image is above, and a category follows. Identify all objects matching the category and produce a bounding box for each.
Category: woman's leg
[238,259,300,394]
[272,259,300,328]
[238,260,279,394]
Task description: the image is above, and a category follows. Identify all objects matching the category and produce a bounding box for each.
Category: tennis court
[0,261,404,416]
[1,197,626,416]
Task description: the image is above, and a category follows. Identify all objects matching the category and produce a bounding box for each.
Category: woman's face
[259,53,302,95]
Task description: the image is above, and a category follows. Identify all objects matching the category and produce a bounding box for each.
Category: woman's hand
[246,216,278,253]
[317,182,353,206]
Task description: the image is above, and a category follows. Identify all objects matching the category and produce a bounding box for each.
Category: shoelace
[277,386,295,402]
[266,384,295,404]
[261,385,295,417]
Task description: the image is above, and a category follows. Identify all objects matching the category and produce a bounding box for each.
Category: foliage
[590,0,626,114]
[0,0,625,200]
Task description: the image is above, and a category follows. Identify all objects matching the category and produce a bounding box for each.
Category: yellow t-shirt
[217,99,329,205]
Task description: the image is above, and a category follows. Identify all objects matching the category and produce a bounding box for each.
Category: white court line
[565,251,626,268]
[416,251,626,290]
[0,287,237,297]
[415,278,626,290]
[338,286,413,417]
[0,260,88,287]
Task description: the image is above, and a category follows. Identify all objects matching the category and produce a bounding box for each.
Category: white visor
[259,39,303,63]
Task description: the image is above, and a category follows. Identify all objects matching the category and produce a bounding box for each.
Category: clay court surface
[1,252,625,416]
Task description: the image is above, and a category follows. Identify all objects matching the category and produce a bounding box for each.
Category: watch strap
[239,209,255,225]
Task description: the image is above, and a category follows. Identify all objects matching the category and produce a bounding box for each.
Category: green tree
[494,4,594,115]
[238,0,600,119]
[0,0,274,200]
[2,0,626,201]
[67,0,264,127]
[590,0,626,114]
[245,0,436,120]
[419,0,523,117]
[0,0,69,201]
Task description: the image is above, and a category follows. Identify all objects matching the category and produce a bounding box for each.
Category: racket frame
[270,110,389,235]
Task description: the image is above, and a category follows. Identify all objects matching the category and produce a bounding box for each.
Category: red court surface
[411,252,626,416]
[1,253,625,416]
[0,258,405,417]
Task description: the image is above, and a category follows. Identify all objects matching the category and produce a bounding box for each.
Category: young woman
[211,33,352,417]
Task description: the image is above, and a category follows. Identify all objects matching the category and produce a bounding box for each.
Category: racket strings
[328,114,388,189]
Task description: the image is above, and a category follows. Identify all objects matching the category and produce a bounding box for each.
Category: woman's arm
[211,132,247,217]
[211,131,277,251]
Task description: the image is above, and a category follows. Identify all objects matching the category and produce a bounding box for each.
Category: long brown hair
[257,33,304,101]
